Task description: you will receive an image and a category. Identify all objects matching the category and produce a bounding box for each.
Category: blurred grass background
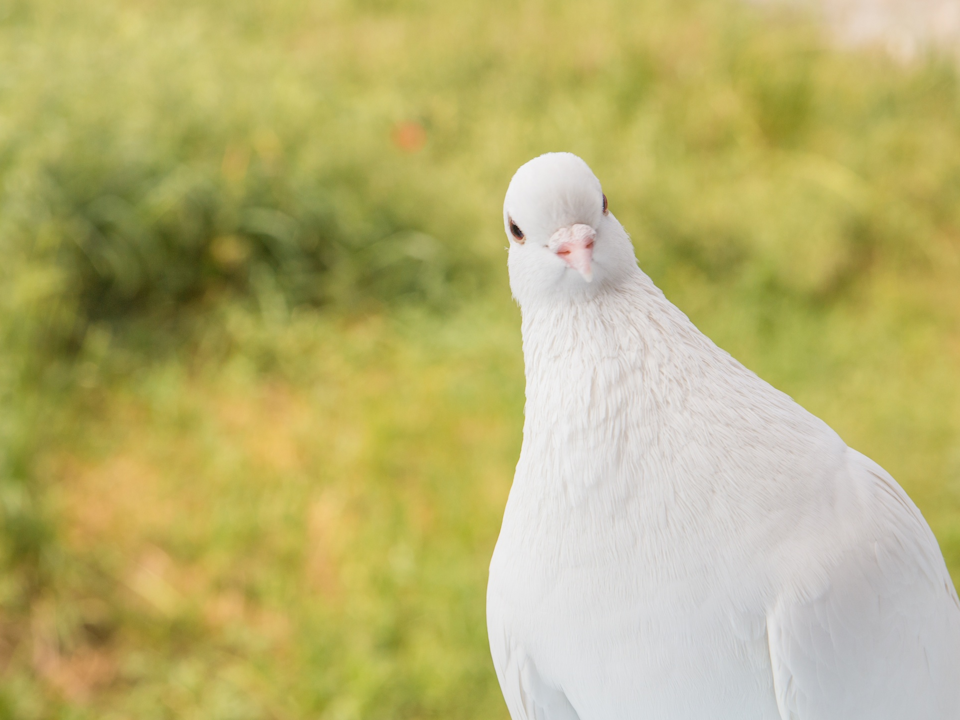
[1,0,960,717]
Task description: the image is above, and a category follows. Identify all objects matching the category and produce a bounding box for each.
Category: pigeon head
[503,152,638,307]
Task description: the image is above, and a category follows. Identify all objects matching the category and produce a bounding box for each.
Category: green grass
[2,0,960,717]
[14,304,522,719]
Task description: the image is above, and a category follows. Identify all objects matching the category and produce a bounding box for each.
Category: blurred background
[1,0,959,717]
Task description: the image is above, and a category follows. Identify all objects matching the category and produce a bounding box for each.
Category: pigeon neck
[515,272,725,503]
[519,271,675,431]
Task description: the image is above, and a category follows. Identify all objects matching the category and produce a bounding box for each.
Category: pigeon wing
[766,449,960,720]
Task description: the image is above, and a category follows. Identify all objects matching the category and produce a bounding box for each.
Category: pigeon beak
[552,223,595,282]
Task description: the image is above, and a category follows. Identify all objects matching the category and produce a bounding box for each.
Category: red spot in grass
[392,121,426,152]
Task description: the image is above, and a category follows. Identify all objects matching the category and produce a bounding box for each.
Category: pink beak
[550,223,595,282]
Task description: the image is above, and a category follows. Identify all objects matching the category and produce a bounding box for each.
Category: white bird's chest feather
[496,274,848,581]
[488,273,858,716]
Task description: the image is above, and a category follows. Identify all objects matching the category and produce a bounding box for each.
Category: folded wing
[767,450,960,720]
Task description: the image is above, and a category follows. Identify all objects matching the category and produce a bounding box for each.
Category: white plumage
[487,152,960,720]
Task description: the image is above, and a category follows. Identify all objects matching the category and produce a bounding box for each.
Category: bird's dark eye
[509,218,525,243]
[602,193,608,215]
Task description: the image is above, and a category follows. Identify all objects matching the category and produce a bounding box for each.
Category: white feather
[487,152,960,720]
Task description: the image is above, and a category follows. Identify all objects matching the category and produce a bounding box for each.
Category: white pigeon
[487,152,960,720]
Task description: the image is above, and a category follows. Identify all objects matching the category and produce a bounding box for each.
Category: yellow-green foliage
[1,0,960,717]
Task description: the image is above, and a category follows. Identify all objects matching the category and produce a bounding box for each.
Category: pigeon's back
[488,152,960,720]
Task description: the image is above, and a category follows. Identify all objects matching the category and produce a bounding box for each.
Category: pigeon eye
[602,194,608,215]
[509,218,525,243]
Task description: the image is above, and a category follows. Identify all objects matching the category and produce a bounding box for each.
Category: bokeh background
[2,0,960,717]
